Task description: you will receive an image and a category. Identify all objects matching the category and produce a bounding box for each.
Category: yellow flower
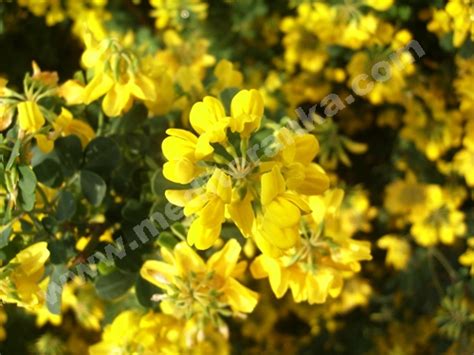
[141,240,258,326]
[141,58,176,116]
[162,128,212,184]
[323,188,376,239]
[384,173,427,218]
[33,107,95,153]
[89,310,185,354]
[459,238,474,276]
[150,0,208,30]
[454,57,474,115]
[0,242,50,310]
[282,2,388,55]
[280,9,328,73]
[189,96,229,144]
[377,235,411,270]
[448,1,472,44]
[401,87,463,160]
[153,31,215,110]
[17,100,45,134]
[186,169,232,250]
[53,108,95,147]
[33,279,104,331]
[163,90,330,252]
[251,189,371,304]
[255,165,311,252]
[275,128,329,195]
[212,59,243,95]
[81,36,156,117]
[409,185,466,246]
[58,79,85,105]
[83,71,156,117]
[454,146,474,187]
[229,89,264,137]
[68,1,110,42]
[347,50,414,105]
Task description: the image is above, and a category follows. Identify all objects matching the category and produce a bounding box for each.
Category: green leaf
[6,138,20,170]
[18,165,37,194]
[135,275,162,308]
[121,199,149,223]
[46,264,68,315]
[398,5,411,21]
[157,232,179,250]
[97,261,116,276]
[459,39,474,59]
[83,137,120,176]
[440,33,455,52]
[0,225,12,248]
[33,159,63,188]
[55,135,83,177]
[118,104,148,133]
[55,190,76,222]
[19,188,35,212]
[17,164,37,211]
[42,216,58,234]
[48,239,69,264]
[80,170,106,206]
[95,269,135,300]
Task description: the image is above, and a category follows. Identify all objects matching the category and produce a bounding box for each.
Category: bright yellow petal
[130,73,156,101]
[189,96,228,142]
[261,166,285,205]
[162,135,197,161]
[199,197,226,226]
[227,195,254,238]
[224,278,258,313]
[163,159,197,184]
[82,72,114,104]
[140,260,175,288]
[102,83,131,117]
[13,242,50,277]
[17,101,45,133]
[206,169,232,202]
[207,239,241,278]
[173,242,206,275]
[187,218,221,250]
[63,119,96,147]
[264,197,301,228]
[230,89,264,136]
[261,222,299,250]
[35,134,54,153]
[294,134,319,164]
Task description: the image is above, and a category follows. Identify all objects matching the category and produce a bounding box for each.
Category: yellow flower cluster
[141,240,258,331]
[1,63,95,153]
[18,0,109,41]
[251,188,372,304]
[0,242,50,311]
[428,0,474,47]
[150,0,208,30]
[77,34,156,117]
[159,89,372,304]
[1,0,473,353]
[89,309,230,354]
[162,90,328,250]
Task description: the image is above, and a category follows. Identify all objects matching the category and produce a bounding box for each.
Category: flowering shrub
[0,0,473,354]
